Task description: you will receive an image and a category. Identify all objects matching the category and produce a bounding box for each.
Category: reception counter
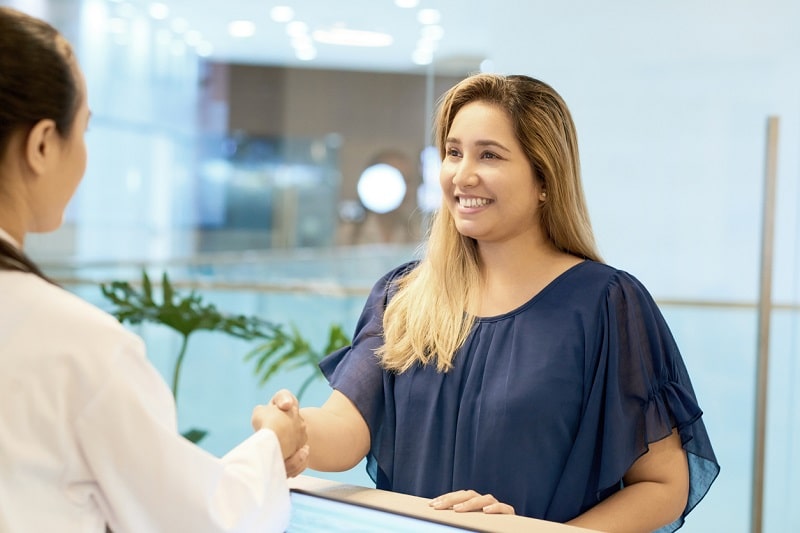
[288,475,602,532]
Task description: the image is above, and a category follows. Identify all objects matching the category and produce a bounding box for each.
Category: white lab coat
[0,236,290,532]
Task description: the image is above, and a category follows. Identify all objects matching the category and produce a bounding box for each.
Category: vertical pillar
[752,116,780,533]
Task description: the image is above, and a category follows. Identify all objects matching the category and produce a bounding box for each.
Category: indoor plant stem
[172,333,190,406]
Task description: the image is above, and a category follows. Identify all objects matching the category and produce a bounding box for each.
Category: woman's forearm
[300,392,370,471]
[566,479,687,533]
[567,430,689,533]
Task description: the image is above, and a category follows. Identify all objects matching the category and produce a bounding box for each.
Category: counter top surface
[288,475,602,533]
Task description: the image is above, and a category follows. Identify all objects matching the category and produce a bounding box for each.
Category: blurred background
[4,0,798,531]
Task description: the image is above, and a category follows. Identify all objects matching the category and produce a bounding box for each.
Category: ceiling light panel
[270,6,294,23]
[147,2,169,20]
[228,20,255,38]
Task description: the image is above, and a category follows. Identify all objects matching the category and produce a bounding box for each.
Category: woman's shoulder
[546,260,655,310]
[383,260,419,282]
[2,271,141,350]
[568,260,648,292]
[368,260,419,294]
[0,273,147,406]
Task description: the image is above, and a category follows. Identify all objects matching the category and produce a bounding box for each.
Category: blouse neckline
[475,260,591,322]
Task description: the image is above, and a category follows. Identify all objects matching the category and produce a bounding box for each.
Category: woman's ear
[24,119,58,176]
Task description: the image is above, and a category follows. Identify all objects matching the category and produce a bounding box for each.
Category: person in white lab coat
[0,7,307,532]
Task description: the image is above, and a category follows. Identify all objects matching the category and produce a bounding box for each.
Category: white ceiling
[129,0,498,74]
[168,0,492,74]
[8,0,800,76]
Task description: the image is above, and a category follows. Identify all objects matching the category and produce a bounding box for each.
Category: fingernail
[429,499,440,507]
[453,503,463,510]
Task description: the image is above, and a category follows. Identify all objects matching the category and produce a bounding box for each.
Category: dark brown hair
[0,6,78,282]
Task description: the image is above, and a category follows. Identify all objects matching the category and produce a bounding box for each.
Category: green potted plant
[100,270,350,443]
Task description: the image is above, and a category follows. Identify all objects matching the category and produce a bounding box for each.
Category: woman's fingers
[481,501,515,514]
[283,445,309,478]
[429,489,480,509]
[429,490,515,515]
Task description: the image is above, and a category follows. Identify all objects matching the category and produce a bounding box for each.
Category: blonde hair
[378,74,602,373]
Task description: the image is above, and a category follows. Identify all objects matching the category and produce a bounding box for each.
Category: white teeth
[459,197,491,208]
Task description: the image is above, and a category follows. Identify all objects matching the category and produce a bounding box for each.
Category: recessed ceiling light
[421,24,444,40]
[228,20,256,38]
[417,8,441,25]
[296,47,317,61]
[148,2,169,20]
[312,28,393,47]
[270,6,294,23]
[286,21,309,37]
[412,49,433,65]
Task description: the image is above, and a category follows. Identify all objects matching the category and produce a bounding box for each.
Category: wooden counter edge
[288,475,603,533]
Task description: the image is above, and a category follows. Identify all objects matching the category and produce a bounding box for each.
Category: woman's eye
[482,151,498,159]
[446,148,460,157]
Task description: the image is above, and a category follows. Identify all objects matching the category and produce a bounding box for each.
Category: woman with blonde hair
[296,73,719,532]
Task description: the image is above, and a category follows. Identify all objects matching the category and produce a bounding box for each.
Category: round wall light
[357,163,407,214]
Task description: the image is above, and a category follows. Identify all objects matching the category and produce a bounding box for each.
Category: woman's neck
[0,225,21,249]
[476,228,559,276]
[472,234,581,317]
[0,173,26,247]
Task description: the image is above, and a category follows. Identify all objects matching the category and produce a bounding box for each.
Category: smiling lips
[458,196,493,208]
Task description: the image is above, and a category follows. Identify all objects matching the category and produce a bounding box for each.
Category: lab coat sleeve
[73,334,290,533]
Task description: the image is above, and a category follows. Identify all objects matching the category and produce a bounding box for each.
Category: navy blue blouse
[320,260,719,531]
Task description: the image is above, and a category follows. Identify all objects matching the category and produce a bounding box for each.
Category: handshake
[250,390,310,478]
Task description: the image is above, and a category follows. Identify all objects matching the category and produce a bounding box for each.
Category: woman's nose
[451,160,479,188]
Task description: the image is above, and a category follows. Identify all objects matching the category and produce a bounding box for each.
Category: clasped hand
[250,389,309,478]
[430,489,515,515]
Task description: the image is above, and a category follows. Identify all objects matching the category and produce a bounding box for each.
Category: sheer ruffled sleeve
[318,262,416,457]
[594,271,720,532]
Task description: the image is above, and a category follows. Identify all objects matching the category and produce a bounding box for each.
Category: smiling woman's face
[439,100,545,245]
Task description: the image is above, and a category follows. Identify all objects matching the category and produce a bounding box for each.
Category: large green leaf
[100,269,352,408]
[246,322,351,400]
[101,271,284,340]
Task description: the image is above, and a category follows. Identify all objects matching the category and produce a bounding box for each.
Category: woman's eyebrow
[474,139,511,152]
[445,137,510,152]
